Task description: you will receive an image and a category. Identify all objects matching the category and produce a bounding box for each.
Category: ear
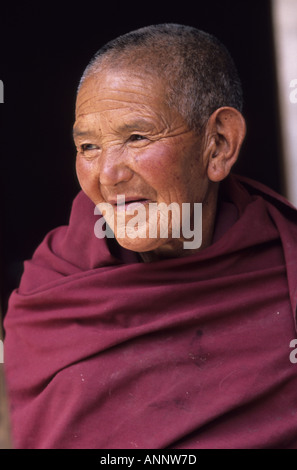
[204,107,246,182]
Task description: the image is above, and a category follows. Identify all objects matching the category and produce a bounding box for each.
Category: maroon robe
[3,174,297,449]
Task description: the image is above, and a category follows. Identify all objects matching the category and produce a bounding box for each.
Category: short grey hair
[78,23,243,131]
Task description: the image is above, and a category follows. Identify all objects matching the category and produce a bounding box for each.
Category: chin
[115,236,167,253]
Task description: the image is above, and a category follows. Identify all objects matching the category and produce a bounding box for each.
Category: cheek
[136,144,182,189]
[75,155,89,188]
[75,156,102,202]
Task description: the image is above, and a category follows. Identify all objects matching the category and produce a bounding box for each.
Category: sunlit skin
[74,66,246,261]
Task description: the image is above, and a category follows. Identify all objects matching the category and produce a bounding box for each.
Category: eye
[78,143,100,161]
[129,134,147,142]
[81,143,99,152]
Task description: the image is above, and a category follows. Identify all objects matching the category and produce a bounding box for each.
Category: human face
[74,67,215,258]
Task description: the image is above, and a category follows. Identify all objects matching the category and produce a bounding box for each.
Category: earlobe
[206,107,246,182]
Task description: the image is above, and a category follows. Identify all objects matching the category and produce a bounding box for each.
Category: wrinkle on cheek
[135,146,168,172]
[76,155,97,183]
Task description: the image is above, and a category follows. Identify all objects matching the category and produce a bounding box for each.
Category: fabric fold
[4,174,297,449]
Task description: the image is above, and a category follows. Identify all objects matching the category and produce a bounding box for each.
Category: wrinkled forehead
[75,67,167,118]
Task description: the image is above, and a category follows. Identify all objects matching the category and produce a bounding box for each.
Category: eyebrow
[72,128,98,139]
[73,118,154,139]
[117,118,154,133]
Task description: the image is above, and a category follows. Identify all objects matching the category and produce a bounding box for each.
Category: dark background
[0,0,284,316]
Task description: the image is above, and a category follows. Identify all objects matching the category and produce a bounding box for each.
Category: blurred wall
[272,0,297,206]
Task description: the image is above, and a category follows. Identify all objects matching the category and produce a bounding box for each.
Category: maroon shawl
[4,174,297,449]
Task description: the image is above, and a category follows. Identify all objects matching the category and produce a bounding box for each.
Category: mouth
[108,196,152,211]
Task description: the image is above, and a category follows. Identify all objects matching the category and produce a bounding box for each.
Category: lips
[107,196,150,205]
[103,196,151,213]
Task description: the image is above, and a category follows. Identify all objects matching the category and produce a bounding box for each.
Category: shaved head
[78,23,243,131]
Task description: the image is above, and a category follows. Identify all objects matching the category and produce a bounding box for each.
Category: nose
[99,145,133,187]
